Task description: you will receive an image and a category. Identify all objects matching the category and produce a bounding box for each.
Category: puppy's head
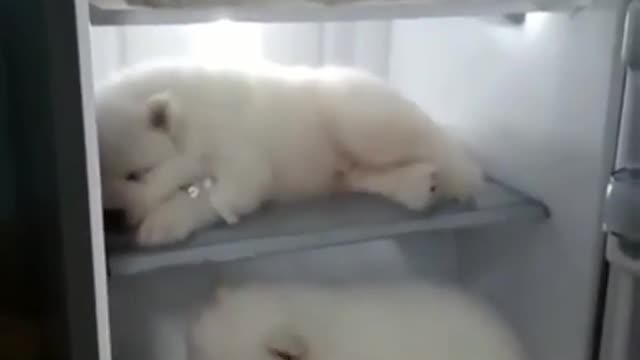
[95,81,182,220]
[192,287,309,360]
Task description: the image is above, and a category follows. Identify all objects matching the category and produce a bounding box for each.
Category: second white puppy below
[192,283,526,360]
[96,62,483,246]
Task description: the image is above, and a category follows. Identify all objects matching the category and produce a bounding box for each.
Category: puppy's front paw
[125,191,155,226]
[137,208,196,247]
[125,185,172,226]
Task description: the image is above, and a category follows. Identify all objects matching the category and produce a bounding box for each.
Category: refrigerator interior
[87,2,626,360]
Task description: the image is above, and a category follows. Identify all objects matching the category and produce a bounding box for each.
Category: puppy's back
[194,284,526,360]
[329,285,526,360]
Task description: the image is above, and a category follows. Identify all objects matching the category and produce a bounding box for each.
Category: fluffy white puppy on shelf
[192,284,526,360]
[95,61,482,246]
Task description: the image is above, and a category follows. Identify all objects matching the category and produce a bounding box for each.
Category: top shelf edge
[89,1,592,26]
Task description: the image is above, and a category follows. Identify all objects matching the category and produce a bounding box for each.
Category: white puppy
[96,62,482,246]
[192,284,526,360]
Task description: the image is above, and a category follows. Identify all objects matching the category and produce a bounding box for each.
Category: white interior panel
[387,6,621,360]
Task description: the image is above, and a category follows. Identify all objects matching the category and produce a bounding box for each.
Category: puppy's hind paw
[393,162,439,211]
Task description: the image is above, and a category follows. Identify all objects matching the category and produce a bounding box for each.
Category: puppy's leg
[206,151,273,222]
[330,96,482,200]
[137,189,219,246]
[345,162,438,211]
[128,154,204,224]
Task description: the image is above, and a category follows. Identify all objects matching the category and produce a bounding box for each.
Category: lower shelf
[106,179,549,275]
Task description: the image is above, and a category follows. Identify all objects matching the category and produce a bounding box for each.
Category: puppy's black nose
[103,209,129,233]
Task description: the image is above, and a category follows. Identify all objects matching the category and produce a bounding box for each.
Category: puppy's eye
[268,349,297,360]
[125,171,142,182]
[124,168,150,182]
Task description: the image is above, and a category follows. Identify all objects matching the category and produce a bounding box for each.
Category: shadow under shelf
[105,178,550,275]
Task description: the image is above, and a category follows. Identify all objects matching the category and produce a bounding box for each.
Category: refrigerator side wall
[387,4,624,360]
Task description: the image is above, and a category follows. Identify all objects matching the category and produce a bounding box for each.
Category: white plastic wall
[386,5,623,360]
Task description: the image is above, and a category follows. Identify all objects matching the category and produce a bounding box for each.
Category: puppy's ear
[265,325,308,360]
[145,91,176,133]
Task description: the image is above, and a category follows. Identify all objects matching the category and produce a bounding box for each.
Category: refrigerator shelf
[106,178,549,275]
[89,0,589,26]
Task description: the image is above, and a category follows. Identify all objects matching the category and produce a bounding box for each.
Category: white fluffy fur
[96,62,482,246]
[192,284,526,360]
